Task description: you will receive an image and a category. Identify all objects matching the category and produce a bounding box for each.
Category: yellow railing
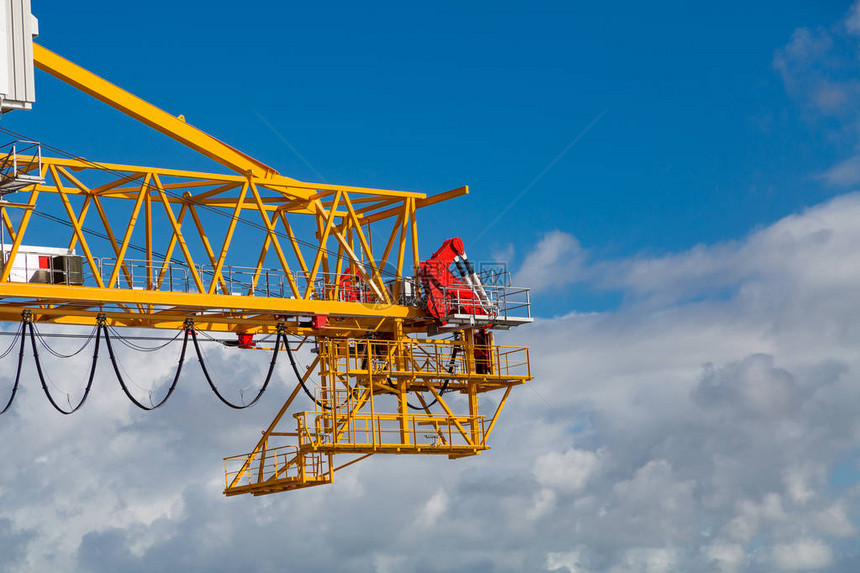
[319,338,530,381]
[293,386,488,453]
[224,445,329,491]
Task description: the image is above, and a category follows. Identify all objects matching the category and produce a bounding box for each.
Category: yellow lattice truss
[224,331,531,495]
[0,42,532,496]
[0,153,465,334]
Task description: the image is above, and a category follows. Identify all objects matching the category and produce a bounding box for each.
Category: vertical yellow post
[486,330,496,376]
[468,380,480,448]
[463,329,480,446]
[145,185,152,290]
[395,319,410,446]
[409,197,420,275]
[257,435,268,483]
[463,328,475,374]
[0,187,39,282]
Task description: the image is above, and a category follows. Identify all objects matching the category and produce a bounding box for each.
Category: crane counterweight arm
[31,43,284,181]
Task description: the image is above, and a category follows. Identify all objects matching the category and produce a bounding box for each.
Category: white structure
[0,0,37,112]
[0,245,81,284]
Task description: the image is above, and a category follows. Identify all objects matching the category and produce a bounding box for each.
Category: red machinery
[418,237,492,322]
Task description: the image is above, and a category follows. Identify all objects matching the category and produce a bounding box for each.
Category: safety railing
[437,284,532,324]
[14,251,530,323]
[223,445,330,490]
[0,141,44,194]
[294,388,488,452]
[90,258,294,297]
[318,337,531,381]
[72,258,410,304]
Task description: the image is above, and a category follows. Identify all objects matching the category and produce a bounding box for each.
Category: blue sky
[5,1,853,316]
[10,3,860,573]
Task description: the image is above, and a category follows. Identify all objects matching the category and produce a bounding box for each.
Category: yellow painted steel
[0,155,455,333]
[224,334,531,495]
[32,44,283,181]
[0,40,527,496]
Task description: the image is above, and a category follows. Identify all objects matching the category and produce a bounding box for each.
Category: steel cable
[190,327,278,409]
[0,323,26,415]
[401,345,459,411]
[28,320,100,415]
[32,323,98,359]
[102,324,188,410]
[107,325,182,353]
[0,323,23,360]
[283,335,331,410]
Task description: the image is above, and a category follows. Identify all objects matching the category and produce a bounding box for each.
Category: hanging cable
[107,325,182,353]
[32,322,98,359]
[397,335,460,411]
[189,320,278,409]
[102,317,188,410]
[0,320,26,415]
[28,312,100,415]
[0,322,23,360]
[284,332,331,410]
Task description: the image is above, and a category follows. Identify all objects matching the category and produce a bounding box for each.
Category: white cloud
[4,190,860,570]
[533,448,600,494]
[811,503,857,538]
[783,464,824,506]
[527,487,557,522]
[547,550,587,573]
[774,3,860,185]
[415,489,448,529]
[512,230,586,293]
[771,539,834,571]
[846,0,860,36]
[823,155,860,186]
[703,542,745,573]
[608,547,678,573]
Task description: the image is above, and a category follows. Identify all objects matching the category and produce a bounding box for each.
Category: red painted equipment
[237,332,254,349]
[338,268,361,302]
[474,328,490,374]
[419,237,492,321]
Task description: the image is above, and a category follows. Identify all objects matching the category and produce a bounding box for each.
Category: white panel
[0,0,37,112]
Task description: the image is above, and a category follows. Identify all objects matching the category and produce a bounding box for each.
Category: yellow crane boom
[33,44,282,181]
[0,32,532,495]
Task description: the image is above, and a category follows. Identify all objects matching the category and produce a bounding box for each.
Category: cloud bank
[5,6,860,569]
[2,191,860,571]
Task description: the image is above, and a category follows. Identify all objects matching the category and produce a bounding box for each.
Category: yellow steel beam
[359,185,467,225]
[304,192,341,298]
[0,282,424,319]
[152,175,204,292]
[107,174,150,288]
[0,179,41,282]
[279,212,310,284]
[187,203,227,293]
[409,197,420,273]
[208,182,249,294]
[155,203,189,289]
[33,44,284,181]
[1,207,15,243]
[51,165,105,288]
[248,182,300,297]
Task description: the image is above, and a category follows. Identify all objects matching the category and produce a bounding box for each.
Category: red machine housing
[418,237,486,321]
[338,268,361,302]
